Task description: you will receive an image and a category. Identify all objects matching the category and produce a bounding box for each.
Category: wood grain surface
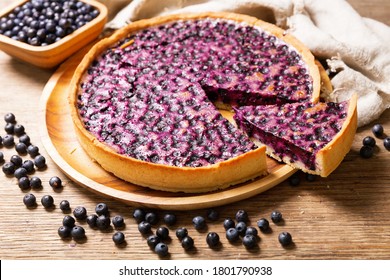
[0,0,389,260]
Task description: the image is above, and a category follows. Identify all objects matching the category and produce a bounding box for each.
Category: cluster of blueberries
[1,112,293,258]
[360,124,390,158]
[133,208,293,257]
[58,202,127,244]
[0,0,99,46]
[0,113,64,209]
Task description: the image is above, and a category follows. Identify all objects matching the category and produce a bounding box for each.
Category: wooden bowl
[0,0,107,68]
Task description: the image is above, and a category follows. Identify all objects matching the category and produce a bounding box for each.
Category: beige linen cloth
[98,0,390,127]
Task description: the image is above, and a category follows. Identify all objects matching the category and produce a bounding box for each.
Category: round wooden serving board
[38,46,296,211]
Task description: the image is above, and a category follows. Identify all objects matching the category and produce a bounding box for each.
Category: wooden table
[1,0,389,260]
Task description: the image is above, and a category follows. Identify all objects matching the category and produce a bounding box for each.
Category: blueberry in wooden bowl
[0,0,107,68]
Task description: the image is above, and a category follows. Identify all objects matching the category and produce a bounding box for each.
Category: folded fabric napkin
[100,0,390,127]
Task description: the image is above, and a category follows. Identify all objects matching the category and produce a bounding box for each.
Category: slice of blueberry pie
[234,95,357,177]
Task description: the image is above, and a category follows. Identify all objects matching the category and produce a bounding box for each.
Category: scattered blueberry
[15,142,28,154]
[288,173,300,186]
[223,217,235,230]
[175,227,188,240]
[4,123,14,134]
[2,162,15,175]
[14,167,28,179]
[23,193,36,207]
[192,215,206,230]
[86,214,98,227]
[145,211,159,225]
[34,155,46,169]
[29,176,42,189]
[278,232,293,246]
[49,176,62,188]
[59,200,71,212]
[271,211,283,223]
[22,160,35,173]
[257,218,270,232]
[206,232,220,248]
[226,227,239,242]
[62,215,76,228]
[360,145,374,158]
[0,151,3,163]
[147,235,161,249]
[245,226,258,237]
[138,221,151,234]
[18,176,30,190]
[372,124,384,138]
[163,213,177,226]
[112,215,125,228]
[156,226,169,240]
[71,226,86,240]
[207,209,219,221]
[155,242,169,257]
[305,173,317,182]
[132,208,145,223]
[41,195,54,208]
[242,234,257,249]
[27,145,39,157]
[96,215,111,230]
[4,113,16,123]
[2,134,14,147]
[384,137,390,151]
[10,155,23,167]
[73,206,87,220]
[112,232,125,245]
[19,134,31,146]
[362,136,376,147]
[95,202,109,216]
[13,124,25,136]
[181,236,194,250]
[235,209,249,223]
[235,221,247,236]
[58,226,71,239]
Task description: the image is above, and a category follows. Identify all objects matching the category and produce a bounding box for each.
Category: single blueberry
[383,137,390,151]
[242,234,257,249]
[372,124,384,138]
[360,145,374,159]
[63,215,76,228]
[154,242,169,257]
[192,215,206,230]
[71,226,86,240]
[257,218,270,232]
[362,136,376,147]
[147,235,161,249]
[278,232,293,246]
[181,236,194,250]
[206,232,220,248]
[112,232,125,245]
[223,218,235,230]
[175,227,188,240]
[23,193,36,207]
[226,227,239,242]
[271,211,283,223]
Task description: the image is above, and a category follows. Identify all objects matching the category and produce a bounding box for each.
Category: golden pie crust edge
[68,12,323,193]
